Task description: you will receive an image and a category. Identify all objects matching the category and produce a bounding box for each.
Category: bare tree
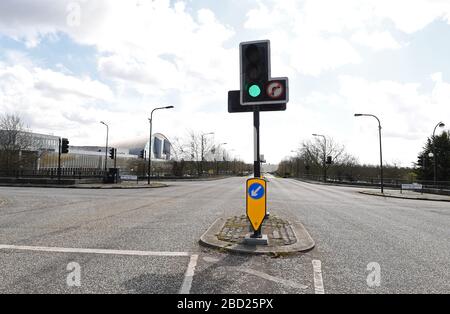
[302,137,355,177]
[0,113,34,173]
[170,130,216,176]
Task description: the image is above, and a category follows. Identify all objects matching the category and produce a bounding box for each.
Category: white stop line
[0,244,198,294]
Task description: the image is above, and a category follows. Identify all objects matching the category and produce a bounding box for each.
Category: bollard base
[244,233,268,246]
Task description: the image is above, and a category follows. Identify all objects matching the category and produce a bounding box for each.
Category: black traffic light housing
[139,150,145,159]
[326,156,333,164]
[109,148,115,160]
[240,40,288,105]
[61,138,69,154]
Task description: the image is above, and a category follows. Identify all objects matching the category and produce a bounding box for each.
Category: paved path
[0,176,448,293]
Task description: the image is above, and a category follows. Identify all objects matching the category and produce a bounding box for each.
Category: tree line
[277,133,450,186]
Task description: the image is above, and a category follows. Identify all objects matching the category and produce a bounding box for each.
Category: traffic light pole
[114,148,117,183]
[252,110,262,238]
[58,138,61,183]
[254,111,261,178]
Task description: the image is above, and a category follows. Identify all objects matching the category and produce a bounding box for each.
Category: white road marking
[312,259,325,294]
[179,254,199,294]
[237,268,308,290]
[1,244,198,294]
[203,256,220,263]
[0,244,190,257]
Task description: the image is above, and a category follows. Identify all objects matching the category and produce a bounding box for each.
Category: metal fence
[289,174,450,195]
[0,168,107,179]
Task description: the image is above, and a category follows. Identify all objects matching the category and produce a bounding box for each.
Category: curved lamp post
[100,121,109,172]
[432,121,445,187]
[200,132,214,176]
[312,133,327,182]
[354,113,384,193]
[148,106,174,185]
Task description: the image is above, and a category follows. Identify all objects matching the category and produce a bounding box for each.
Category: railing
[0,168,107,179]
[285,174,450,195]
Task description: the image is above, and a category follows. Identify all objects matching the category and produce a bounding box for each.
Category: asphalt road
[0,176,448,294]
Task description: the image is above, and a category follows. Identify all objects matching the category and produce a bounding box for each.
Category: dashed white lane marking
[0,244,190,257]
[312,259,325,294]
[179,254,199,294]
[235,268,308,290]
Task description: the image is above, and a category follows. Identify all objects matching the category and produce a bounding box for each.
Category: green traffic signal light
[248,84,261,97]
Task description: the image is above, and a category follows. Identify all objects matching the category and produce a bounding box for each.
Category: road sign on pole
[246,178,267,235]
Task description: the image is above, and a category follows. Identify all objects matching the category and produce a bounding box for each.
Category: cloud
[243,0,450,76]
[0,0,450,166]
[351,30,401,51]
[34,68,113,101]
[338,74,450,165]
[0,58,113,134]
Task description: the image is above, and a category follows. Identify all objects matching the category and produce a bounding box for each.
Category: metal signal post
[254,110,261,179]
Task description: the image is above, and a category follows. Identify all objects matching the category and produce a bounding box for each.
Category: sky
[0,0,449,166]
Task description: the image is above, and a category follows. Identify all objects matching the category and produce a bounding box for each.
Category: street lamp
[215,142,227,175]
[312,133,327,182]
[291,150,300,178]
[100,121,109,172]
[354,113,384,193]
[148,106,174,185]
[200,132,214,176]
[432,121,445,187]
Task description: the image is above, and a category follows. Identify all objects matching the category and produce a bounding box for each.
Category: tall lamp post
[100,121,109,172]
[312,134,327,182]
[200,132,214,176]
[354,113,384,193]
[432,121,445,187]
[215,142,227,175]
[291,150,300,178]
[148,106,174,185]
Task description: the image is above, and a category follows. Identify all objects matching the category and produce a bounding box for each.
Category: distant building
[125,133,173,161]
[1,130,173,172]
[0,130,60,152]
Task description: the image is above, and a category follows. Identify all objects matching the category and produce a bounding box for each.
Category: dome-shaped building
[143,133,172,161]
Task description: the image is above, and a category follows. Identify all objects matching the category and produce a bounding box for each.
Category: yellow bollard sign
[246,178,267,232]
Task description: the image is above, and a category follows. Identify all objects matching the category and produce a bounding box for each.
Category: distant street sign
[246,178,267,232]
[401,183,423,190]
[121,175,138,181]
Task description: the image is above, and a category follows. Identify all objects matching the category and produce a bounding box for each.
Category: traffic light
[326,156,333,164]
[139,150,145,159]
[109,148,115,160]
[240,40,288,105]
[61,138,69,154]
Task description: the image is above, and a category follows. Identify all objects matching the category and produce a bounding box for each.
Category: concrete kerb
[199,217,315,256]
[359,190,450,202]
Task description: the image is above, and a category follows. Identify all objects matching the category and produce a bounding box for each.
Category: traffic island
[199,214,315,255]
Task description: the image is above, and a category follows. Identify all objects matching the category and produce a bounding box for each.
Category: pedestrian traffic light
[139,150,145,159]
[109,148,115,160]
[240,40,288,105]
[61,138,69,154]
